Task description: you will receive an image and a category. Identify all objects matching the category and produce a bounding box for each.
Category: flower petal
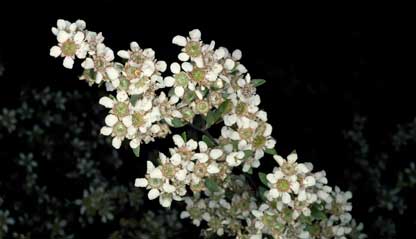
[134,178,148,187]
[49,46,62,57]
[63,56,74,69]
[148,189,160,200]
[172,35,187,46]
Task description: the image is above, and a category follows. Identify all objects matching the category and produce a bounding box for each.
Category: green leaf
[130,95,139,106]
[205,99,232,128]
[265,148,277,155]
[202,135,216,147]
[252,79,266,87]
[109,95,117,101]
[258,172,269,187]
[258,186,267,202]
[205,110,217,129]
[181,131,187,142]
[311,204,327,220]
[132,146,140,157]
[205,178,219,192]
[217,99,232,116]
[244,150,254,158]
[171,118,186,128]
[183,90,196,104]
[167,87,175,97]
[246,168,253,174]
[305,224,320,235]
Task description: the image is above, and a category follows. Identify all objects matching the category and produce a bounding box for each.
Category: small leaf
[109,95,117,101]
[246,168,253,174]
[167,87,175,97]
[217,99,232,116]
[306,224,320,235]
[265,148,277,155]
[171,118,186,128]
[130,95,139,106]
[132,146,140,157]
[258,172,269,187]
[258,186,267,202]
[181,131,187,142]
[252,79,266,87]
[205,99,232,128]
[311,204,327,220]
[244,150,254,158]
[205,110,217,129]
[202,135,216,147]
[205,178,219,192]
[183,90,196,104]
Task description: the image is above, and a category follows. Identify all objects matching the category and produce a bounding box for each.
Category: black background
[0,2,415,238]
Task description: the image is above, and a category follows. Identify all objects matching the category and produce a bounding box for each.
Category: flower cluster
[135,134,228,207]
[50,19,366,239]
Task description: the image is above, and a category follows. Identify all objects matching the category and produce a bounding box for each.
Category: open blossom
[164,62,198,98]
[172,29,204,67]
[117,42,167,94]
[266,169,300,204]
[274,152,310,176]
[134,160,181,207]
[80,43,115,84]
[50,29,88,69]
[99,91,131,149]
[153,92,182,126]
[180,197,211,226]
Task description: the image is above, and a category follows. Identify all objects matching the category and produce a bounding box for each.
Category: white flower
[154,92,182,126]
[172,29,204,67]
[266,169,300,204]
[166,62,198,98]
[98,92,133,148]
[135,161,177,207]
[50,29,88,69]
[226,151,245,167]
[80,43,115,84]
[181,197,211,226]
[274,152,310,176]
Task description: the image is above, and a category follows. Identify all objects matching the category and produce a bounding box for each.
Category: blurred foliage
[343,115,416,238]
[0,87,190,238]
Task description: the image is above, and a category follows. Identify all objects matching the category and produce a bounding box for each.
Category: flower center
[195,100,209,115]
[94,56,107,71]
[61,40,77,56]
[239,128,254,140]
[113,122,127,137]
[189,207,203,219]
[185,41,201,57]
[132,112,145,128]
[194,163,207,177]
[191,68,205,82]
[175,72,189,86]
[276,179,290,192]
[148,177,163,188]
[125,64,140,80]
[252,135,266,149]
[113,102,129,117]
[235,102,247,115]
[331,202,343,216]
[162,163,176,178]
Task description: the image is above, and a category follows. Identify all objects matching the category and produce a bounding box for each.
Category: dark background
[0,2,415,238]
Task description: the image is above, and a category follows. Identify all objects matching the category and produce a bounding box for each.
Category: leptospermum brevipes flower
[50,19,366,239]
